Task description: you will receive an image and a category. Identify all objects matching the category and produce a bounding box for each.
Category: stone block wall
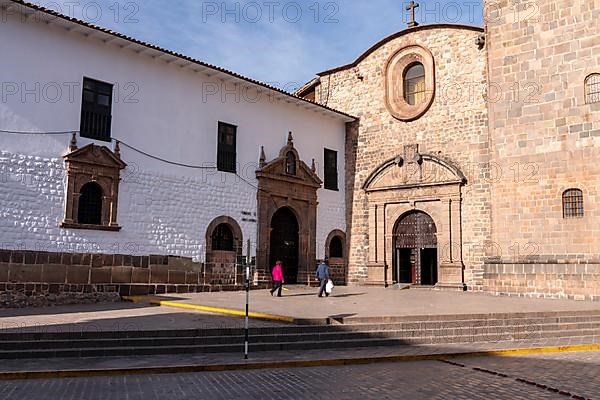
[483,259,600,301]
[329,258,347,286]
[484,0,600,298]
[0,249,262,308]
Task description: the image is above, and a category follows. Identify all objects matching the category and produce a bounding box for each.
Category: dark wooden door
[420,248,438,285]
[394,248,414,284]
[393,211,437,285]
[269,207,299,284]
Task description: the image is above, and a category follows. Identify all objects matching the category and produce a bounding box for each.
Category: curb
[123,296,312,324]
[1,344,598,381]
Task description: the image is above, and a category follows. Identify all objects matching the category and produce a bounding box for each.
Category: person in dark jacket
[315,259,330,297]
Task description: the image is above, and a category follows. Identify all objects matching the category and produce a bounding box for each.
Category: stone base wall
[0,287,121,308]
[482,262,600,301]
[0,249,265,308]
[329,260,347,286]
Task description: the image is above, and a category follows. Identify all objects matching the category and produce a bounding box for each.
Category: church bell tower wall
[484,0,600,300]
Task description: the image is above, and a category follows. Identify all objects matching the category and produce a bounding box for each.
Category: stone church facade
[298,0,600,300]
[1,0,599,305]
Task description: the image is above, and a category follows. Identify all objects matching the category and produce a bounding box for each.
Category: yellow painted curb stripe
[122,296,296,323]
[150,300,296,323]
[1,344,598,381]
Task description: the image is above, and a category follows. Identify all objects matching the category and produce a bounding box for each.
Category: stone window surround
[562,188,584,219]
[385,45,436,122]
[205,216,244,259]
[325,229,346,261]
[61,141,126,232]
[584,73,600,104]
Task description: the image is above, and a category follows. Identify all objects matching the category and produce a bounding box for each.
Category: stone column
[367,203,387,286]
[437,196,466,291]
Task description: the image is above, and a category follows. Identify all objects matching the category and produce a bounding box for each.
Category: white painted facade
[0,5,349,262]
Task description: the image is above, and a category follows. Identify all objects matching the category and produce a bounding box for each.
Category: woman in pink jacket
[270,261,284,297]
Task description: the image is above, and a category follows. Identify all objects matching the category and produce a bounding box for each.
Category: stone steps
[0,328,597,360]
[0,310,598,359]
[4,310,600,342]
[335,310,600,324]
[0,322,599,352]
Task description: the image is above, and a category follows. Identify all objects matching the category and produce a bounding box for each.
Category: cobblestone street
[1,351,597,400]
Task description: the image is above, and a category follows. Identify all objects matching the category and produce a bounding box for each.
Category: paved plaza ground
[1,351,598,399]
[2,286,599,333]
[0,286,598,399]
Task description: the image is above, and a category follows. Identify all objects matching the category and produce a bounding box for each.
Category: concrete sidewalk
[2,286,600,334]
[139,286,600,320]
[0,301,284,334]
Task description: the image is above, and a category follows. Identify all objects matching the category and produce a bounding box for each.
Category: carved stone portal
[363,144,467,290]
[256,133,321,285]
[61,142,126,231]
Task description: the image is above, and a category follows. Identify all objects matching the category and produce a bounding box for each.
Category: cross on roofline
[406,1,420,28]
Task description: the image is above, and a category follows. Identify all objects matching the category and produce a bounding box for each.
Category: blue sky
[32,1,484,90]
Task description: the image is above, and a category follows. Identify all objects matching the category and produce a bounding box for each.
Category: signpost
[244,263,249,360]
[244,239,251,360]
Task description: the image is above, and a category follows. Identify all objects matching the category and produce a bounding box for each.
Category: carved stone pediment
[256,133,322,188]
[64,144,127,170]
[363,145,466,192]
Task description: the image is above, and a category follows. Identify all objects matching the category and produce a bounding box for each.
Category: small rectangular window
[324,148,338,191]
[80,77,113,142]
[217,122,237,173]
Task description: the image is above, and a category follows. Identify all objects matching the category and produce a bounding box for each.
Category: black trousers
[318,278,329,297]
[270,281,283,297]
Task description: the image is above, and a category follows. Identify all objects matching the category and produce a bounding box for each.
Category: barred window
[562,189,584,218]
[80,78,113,142]
[217,122,237,173]
[403,62,426,106]
[212,223,234,251]
[324,149,338,191]
[78,182,103,225]
[585,74,600,104]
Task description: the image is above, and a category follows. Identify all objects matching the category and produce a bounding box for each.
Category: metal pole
[244,263,250,360]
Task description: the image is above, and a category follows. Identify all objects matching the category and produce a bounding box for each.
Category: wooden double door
[393,211,438,286]
[268,207,299,284]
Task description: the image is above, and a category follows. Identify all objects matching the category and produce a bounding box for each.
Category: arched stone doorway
[256,132,321,285]
[393,210,438,286]
[269,207,300,284]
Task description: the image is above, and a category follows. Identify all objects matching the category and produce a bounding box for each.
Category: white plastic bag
[325,279,334,294]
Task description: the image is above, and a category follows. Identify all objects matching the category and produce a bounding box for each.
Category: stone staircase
[0,310,598,359]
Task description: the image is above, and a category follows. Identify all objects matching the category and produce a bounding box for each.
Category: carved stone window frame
[385,45,436,121]
[61,142,126,231]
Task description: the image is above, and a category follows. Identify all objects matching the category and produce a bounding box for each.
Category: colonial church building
[297,0,599,300]
[0,0,599,304]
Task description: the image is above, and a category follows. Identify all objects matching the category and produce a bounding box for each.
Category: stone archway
[325,229,347,285]
[393,211,438,285]
[205,216,243,285]
[256,132,322,285]
[269,207,300,283]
